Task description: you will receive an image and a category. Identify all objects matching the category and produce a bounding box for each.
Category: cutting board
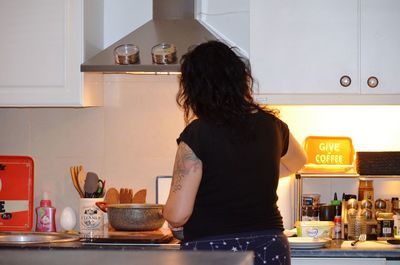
[81,225,173,244]
[0,156,34,231]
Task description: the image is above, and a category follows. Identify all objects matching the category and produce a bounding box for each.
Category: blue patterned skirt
[180,229,291,265]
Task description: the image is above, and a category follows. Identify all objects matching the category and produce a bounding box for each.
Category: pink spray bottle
[35,191,56,232]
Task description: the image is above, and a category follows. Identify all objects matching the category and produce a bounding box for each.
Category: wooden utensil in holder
[132,189,147,203]
[119,188,133,203]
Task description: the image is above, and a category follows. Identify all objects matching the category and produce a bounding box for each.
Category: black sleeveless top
[177,110,290,241]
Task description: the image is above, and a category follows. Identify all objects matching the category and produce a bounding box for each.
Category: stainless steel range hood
[81,0,218,73]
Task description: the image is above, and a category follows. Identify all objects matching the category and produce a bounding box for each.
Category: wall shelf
[294,173,400,223]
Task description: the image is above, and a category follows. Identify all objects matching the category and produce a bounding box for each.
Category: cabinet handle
[367,76,379,88]
[340,75,351,87]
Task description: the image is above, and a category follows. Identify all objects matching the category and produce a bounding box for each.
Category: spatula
[84,172,99,198]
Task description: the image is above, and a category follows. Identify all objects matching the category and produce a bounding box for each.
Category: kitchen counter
[2,238,400,265]
[0,238,181,250]
[2,238,400,257]
[291,240,400,259]
[0,248,254,265]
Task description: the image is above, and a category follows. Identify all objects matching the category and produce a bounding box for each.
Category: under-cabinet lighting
[124,72,181,75]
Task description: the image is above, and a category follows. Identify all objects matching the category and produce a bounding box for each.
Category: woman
[163,41,307,265]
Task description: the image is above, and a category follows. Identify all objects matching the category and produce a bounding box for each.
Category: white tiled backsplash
[1,74,400,230]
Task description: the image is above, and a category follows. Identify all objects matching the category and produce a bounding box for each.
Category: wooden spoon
[104,188,120,205]
[132,189,147,203]
[70,166,84,198]
[77,165,86,196]
[104,187,120,230]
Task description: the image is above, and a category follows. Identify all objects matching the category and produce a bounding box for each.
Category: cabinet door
[361,0,400,95]
[0,0,101,106]
[250,0,359,96]
[196,0,250,55]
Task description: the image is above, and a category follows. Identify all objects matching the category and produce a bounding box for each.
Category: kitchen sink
[0,232,79,244]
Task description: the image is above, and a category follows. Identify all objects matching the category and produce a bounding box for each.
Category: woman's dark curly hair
[177,40,274,126]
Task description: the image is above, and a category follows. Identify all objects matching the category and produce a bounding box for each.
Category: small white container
[79,198,104,238]
[296,221,334,238]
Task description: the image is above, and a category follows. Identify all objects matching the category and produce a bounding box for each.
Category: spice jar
[394,210,400,237]
[375,199,387,215]
[391,197,399,213]
[331,200,342,239]
[377,212,394,240]
[302,194,320,221]
[358,179,374,201]
[113,44,140,65]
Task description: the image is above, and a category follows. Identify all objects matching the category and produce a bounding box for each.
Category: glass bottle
[358,179,374,201]
[332,199,342,239]
[354,214,367,239]
[347,208,357,240]
[377,212,394,240]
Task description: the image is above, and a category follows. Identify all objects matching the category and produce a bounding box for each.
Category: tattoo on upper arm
[172,142,202,192]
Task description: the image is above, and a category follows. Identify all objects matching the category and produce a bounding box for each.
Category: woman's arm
[163,141,203,228]
[279,132,307,178]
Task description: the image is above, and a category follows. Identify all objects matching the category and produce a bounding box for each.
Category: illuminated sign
[304,136,354,165]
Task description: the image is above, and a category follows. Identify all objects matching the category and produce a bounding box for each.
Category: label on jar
[383,227,392,234]
[378,219,394,238]
[79,198,104,238]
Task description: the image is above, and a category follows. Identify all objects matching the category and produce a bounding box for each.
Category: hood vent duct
[81,0,218,73]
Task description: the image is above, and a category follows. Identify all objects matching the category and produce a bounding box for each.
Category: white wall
[1,75,400,230]
[0,75,183,231]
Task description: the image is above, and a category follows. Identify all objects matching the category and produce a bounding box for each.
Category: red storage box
[0,156,34,231]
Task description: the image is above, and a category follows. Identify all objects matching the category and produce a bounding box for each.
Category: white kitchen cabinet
[196,0,250,56]
[0,0,103,107]
[250,0,400,104]
[251,0,359,96]
[361,0,400,95]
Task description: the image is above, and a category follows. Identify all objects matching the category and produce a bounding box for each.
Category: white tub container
[295,221,334,238]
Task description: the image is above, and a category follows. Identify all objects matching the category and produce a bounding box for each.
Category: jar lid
[331,200,341,206]
[377,212,393,219]
[359,179,374,188]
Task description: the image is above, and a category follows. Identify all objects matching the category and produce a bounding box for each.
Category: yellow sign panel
[304,136,354,165]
